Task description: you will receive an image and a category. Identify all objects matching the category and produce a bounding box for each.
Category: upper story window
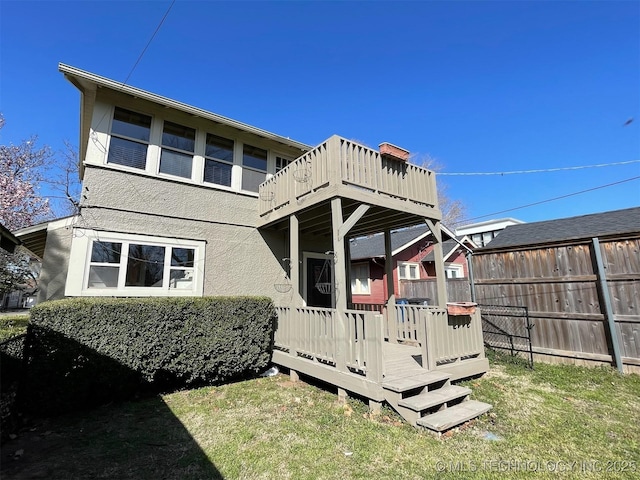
[242,144,267,192]
[159,121,195,179]
[398,262,420,280]
[275,156,293,173]
[204,133,234,187]
[108,107,152,170]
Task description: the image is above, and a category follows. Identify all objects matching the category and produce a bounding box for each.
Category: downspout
[467,251,476,303]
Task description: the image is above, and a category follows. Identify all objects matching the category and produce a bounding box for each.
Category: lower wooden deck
[271,305,490,430]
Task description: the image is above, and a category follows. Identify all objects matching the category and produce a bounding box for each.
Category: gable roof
[349,224,456,260]
[477,207,640,250]
[421,236,475,262]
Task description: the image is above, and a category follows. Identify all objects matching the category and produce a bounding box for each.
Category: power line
[122,0,176,86]
[439,159,640,176]
[462,175,640,223]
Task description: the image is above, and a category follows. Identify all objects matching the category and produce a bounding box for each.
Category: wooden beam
[384,228,397,343]
[332,198,347,370]
[425,219,447,307]
[338,204,370,240]
[290,214,301,306]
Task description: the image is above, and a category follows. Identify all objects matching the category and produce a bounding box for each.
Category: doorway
[303,252,335,308]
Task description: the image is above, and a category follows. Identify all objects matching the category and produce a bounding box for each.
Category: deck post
[365,312,384,383]
[337,387,347,404]
[290,214,301,307]
[290,369,300,382]
[424,309,437,370]
[332,198,348,371]
[424,219,447,307]
[384,228,397,343]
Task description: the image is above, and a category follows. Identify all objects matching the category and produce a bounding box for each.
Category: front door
[304,254,334,308]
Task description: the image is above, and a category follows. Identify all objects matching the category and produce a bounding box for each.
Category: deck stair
[382,371,492,433]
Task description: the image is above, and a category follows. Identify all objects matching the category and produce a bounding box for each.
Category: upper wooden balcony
[258,136,442,236]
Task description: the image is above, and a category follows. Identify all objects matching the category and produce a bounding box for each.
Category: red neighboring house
[349,224,476,307]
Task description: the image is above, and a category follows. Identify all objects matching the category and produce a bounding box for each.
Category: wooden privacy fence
[399,278,472,303]
[472,236,640,373]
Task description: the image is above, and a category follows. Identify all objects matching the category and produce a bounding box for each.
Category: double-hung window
[398,262,420,280]
[350,263,371,295]
[67,229,204,297]
[159,121,196,179]
[204,133,234,187]
[108,107,152,169]
[242,144,267,192]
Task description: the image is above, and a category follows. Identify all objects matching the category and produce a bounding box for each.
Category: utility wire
[462,175,640,223]
[439,159,640,176]
[122,0,176,86]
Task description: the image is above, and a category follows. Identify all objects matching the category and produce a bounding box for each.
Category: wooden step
[398,385,471,411]
[382,372,451,393]
[417,400,492,432]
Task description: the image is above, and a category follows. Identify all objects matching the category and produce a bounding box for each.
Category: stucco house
[14,64,491,432]
[348,225,476,307]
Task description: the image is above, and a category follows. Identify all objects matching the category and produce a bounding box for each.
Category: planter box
[447,302,477,315]
[379,142,410,162]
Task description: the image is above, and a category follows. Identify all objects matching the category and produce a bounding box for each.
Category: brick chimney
[379,142,410,162]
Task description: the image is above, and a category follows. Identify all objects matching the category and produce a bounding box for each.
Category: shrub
[22,297,276,415]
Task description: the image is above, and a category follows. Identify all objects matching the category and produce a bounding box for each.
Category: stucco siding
[37,225,73,302]
[82,166,262,228]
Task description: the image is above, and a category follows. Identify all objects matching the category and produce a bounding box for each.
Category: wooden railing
[273,306,384,382]
[259,135,437,216]
[385,305,485,370]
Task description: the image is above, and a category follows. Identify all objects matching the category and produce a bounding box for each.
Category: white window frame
[203,132,235,188]
[445,263,464,279]
[100,105,300,197]
[106,106,153,172]
[158,120,196,180]
[350,262,371,295]
[66,229,205,297]
[241,143,268,193]
[398,261,420,280]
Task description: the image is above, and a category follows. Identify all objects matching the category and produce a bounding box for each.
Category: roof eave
[58,63,312,158]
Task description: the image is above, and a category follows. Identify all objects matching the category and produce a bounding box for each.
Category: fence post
[591,237,624,373]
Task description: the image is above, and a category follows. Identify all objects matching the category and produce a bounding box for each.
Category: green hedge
[22,297,276,415]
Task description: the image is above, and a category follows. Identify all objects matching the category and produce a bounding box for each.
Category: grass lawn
[1,351,639,479]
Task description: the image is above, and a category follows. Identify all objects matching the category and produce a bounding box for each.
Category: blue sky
[1,0,639,224]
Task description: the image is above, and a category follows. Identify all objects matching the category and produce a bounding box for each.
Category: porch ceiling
[261,198,433,238]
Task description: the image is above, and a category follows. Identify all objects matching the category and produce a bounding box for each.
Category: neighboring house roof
[59,63,312,178]
[13,216,76,259]
[477,207,640,250]
[421,236,475,262]
[1,223,22,253]
[349,224,457,260]
[455,217,524,236]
